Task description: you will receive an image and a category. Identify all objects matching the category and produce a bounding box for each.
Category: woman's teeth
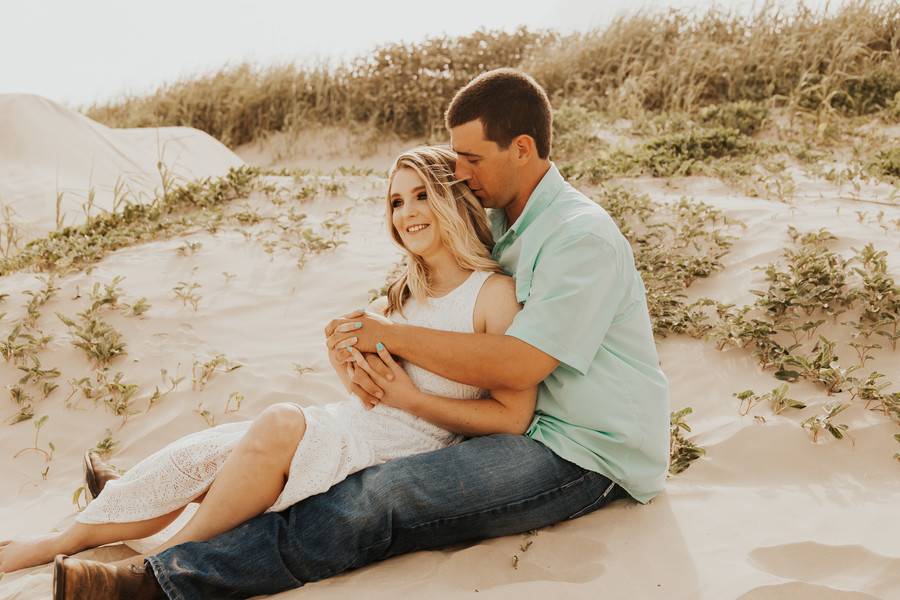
[407,224,429,233]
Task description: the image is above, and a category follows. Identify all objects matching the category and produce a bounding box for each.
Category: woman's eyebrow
[391,185,426,198]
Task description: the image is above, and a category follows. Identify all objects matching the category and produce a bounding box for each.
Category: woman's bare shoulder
[475,273,521,334]
[480,273,517,303]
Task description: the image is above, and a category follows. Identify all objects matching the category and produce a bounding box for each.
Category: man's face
[450,119,516,210]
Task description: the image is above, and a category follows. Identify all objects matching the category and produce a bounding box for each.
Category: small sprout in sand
[292,363,315,376]
[321,180,347,195]
[97,371,140,424]
[232,207,263,226]
[41,381,59,400]
[733,390,762,416]
[848,341,881,369]
[801,403,850,443]
[81,186,97,222]
[196,407,216,427]
[176,240,203,256]
[93,428,118,459]
[293,184,318,202]
[173,281,202,311]
[13,415,55,467]
[192,354,242,390]
[147,366,185,413]
[126,297,151,317]
[57,310,127,368]
[17,355,61,386]
[225,392,245,413]
[735,385,805,416]
[65,376,99,409]
[7,385,35,424]
[88,276,124,311]
[0,201,22,258]
[669,407,705,475]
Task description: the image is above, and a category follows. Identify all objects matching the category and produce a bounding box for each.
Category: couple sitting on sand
[0,69,669,599]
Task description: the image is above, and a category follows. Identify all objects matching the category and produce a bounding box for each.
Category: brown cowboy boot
[83,450,120,501]
[52,555,165,600]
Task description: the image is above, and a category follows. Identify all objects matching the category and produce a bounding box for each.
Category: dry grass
[84,3,899,147]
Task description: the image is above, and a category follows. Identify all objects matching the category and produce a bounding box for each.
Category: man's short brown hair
[445,69,552,159]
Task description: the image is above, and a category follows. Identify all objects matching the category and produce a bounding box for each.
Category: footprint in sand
[746,542,900,599]
[738,581,880,599]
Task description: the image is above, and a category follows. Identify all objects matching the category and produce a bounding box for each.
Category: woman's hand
[326,310,394,354]
[348,344,420,412]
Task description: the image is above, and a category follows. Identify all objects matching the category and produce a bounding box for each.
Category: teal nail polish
[353,322,363,330]
[376,342,384,351]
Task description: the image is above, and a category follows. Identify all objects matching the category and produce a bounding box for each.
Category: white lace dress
[77,270,493,529]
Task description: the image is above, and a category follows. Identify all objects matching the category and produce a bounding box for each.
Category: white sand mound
[0,94,244,242]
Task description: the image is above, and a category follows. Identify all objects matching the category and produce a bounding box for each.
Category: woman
[0,146,536,574]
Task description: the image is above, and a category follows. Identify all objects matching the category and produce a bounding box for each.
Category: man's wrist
[406,390,428,414]
[383,322,409,357]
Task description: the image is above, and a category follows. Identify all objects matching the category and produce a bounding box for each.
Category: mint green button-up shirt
[491,164,669,504]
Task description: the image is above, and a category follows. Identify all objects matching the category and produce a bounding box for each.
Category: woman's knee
[248,403,307,452]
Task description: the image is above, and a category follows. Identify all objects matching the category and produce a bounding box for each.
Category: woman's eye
[391,199,402,208]
[417,192,428,201]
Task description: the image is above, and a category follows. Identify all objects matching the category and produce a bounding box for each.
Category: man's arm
[389,327,555,391]
[328,274,558,391]
[328,233,627,391]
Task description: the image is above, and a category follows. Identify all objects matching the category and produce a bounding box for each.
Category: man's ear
[512,134,536,162]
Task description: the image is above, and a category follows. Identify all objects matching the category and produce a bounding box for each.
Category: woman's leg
[115,402,306,568]
[0,505,189,573]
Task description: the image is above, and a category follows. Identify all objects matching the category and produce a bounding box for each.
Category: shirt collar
[491,162,564,242]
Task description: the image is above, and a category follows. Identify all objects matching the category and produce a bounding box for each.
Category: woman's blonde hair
[384,145,502,316]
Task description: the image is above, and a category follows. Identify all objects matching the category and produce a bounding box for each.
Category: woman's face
[389,167,444,259]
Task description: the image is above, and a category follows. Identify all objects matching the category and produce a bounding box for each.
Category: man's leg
[147,434,628,600]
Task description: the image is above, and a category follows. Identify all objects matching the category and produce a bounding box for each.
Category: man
[54,68,668,599]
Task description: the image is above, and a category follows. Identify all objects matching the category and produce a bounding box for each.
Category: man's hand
[325,310,394,354]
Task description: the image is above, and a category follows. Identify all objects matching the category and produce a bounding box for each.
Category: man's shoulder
[537,183,623,247]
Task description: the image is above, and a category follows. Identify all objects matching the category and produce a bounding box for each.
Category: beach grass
[84,3,899,147]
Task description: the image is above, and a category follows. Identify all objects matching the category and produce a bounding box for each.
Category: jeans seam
[401,470,592,533]
[567,481,618,520]
[146,555,185,600]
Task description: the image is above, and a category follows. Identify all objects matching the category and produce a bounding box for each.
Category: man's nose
[455,161,470,182]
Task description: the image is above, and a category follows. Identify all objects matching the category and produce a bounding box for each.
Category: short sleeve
[505,233,625,375]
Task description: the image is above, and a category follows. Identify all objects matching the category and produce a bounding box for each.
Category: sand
[1,96,899,599]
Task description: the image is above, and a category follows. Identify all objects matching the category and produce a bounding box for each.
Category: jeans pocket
[566,480,618,520]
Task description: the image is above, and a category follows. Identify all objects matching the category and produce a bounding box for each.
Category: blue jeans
[146,434,629,599]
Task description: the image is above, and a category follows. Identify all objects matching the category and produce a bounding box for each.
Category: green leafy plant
[669,407,705,475]
[801,403,850,443]
[192,354,242,390]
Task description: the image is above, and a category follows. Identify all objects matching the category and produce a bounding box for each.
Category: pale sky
[1,0,843,107]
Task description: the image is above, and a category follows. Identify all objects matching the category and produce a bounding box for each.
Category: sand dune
[1,106,899,599]
[0,94,244,243]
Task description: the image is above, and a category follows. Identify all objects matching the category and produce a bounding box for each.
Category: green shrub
[698,101,768,136]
